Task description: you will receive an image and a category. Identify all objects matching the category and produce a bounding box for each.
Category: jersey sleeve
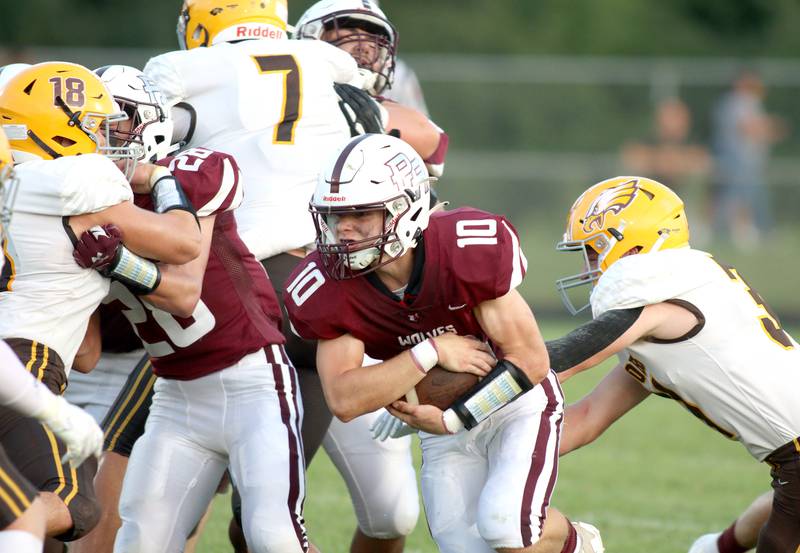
[58,155,133,215]
[591,248,717,317]
[283,255,346,341]
[160,149,243,217]
[143,52,188,105]
[310,41,359,84]
[440,209,528,306]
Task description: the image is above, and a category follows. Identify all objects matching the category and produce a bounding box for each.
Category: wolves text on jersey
[397,324,456,347]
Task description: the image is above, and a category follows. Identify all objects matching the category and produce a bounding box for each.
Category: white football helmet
[310,134,432,279]
[294,0,397,95]
[0,63,32,89]
[94,65,176,163]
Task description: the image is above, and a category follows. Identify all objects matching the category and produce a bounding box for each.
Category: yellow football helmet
[0,62,134,162]
[177,0,289,50]
[556,176,690,314]
[0,127,19,240]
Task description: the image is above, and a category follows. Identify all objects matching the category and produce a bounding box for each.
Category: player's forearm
[139,216,212,318]
[559,401,599,455]
[130,210,201,264]
[324,352,426,422]
[546,307,645,376]
[141,265,202,318]
[383,101,441,159]
[504,347,550,386]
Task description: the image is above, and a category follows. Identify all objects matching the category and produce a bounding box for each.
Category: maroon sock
[717,522,748,553]
[559,519,578,553]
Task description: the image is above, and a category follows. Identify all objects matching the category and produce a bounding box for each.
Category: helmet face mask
[95,65,175,166]
[312,195,412,279]
[310,134,432,280]
[556,176,690,315]
[294,1,397,95]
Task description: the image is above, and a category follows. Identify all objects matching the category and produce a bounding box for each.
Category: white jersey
[145,39,357,260]
[592,247,800,460]
[0,155,132,373]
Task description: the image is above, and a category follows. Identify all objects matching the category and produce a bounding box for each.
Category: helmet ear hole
[52,136,76,147]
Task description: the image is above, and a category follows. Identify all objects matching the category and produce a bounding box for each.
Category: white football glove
[36,395,103,467]
[370,410,416,442]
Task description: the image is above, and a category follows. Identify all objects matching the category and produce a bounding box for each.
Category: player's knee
[55,493,101,541]
[244,526,306,553]
[477,502,538,550]
[357,492,419,539]
[114,522,150,553]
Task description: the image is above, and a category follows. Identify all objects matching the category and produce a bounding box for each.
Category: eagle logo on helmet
[582,179,640,233]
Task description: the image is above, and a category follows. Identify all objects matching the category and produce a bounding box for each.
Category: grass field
[195,321,786,553]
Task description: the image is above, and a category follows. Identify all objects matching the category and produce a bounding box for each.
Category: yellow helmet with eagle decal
[0,62,134,162]
[555,176,690,314]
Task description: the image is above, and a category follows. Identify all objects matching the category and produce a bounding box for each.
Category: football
[404,366,480,410]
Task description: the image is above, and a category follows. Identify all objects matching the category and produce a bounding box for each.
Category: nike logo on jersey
[777,478,790,486]
[448,303,467,311]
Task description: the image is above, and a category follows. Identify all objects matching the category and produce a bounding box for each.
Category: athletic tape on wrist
[410,338,438,374]
[109,246,161,294]
[442,408,465,434]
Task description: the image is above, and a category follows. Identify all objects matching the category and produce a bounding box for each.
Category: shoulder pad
[283,255,345,340]
[161,149,243,217]
[15,155,132,216]
[591,248,717,317]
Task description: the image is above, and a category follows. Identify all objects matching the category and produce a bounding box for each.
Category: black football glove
[334,83,385,137]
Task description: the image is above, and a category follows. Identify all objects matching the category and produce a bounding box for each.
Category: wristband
[150,167,196,217]
[409,338,438,374]
[451,359,534,430]
[108,246,161,295]
[442,408,465,434]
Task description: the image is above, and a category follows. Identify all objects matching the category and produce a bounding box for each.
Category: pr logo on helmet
[385,153,422,191]
[582,179,640,233]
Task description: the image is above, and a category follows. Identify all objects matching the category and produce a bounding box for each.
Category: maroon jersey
[104,148,284,379]
[285,208,527,360]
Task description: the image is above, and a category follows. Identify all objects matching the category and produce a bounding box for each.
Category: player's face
[329,209,384,245]
[585,247,599,274]
[320,27,383,72]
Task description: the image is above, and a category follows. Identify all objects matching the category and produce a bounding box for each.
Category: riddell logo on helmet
[235,25,284,39]
[323,195,346,202]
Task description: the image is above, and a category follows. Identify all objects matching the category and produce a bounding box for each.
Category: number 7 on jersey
[252,55,302,145]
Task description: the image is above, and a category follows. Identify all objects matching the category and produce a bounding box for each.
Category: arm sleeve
[546,307,644,373]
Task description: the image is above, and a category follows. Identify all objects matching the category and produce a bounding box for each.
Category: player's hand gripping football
[386,400,452,435]
[433,333,496,377]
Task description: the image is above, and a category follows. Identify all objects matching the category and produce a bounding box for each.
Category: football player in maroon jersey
[72,66,313,553]
[285,133,603,553]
